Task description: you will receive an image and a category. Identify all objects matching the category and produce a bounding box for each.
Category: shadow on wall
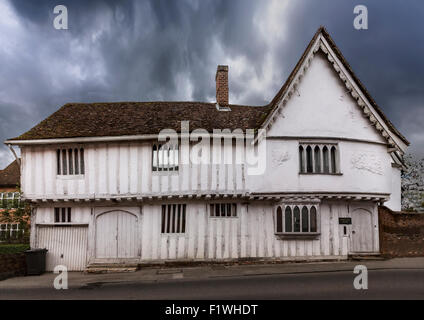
[379,206,424,257]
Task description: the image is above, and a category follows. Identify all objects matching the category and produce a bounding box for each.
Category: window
[54,208,72,223]
[210,203,237,217]
[57,148,84,175]
[293,206,300,232]
[152,143,179,172]
[299,143,339,174]
[0,223,22,242]
[0,192,20,209]
[306,146,313,173]
[284,206,292,232]
[161,204,186,233]
[275,204,319,234]
[276,206,283,233]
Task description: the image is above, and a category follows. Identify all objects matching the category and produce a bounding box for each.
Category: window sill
[57,175,85,180]
[152,171,179,176]
[36,223,89,227]
[275,232,320,240]
[209,216,238,219]
[299,172,342,176]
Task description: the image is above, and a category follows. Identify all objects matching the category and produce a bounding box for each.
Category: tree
[401,154,424,212]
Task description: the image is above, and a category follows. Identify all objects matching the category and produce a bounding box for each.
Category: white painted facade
[9,30,407,270]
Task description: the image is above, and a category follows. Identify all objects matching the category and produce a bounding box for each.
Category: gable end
[260,27,409,153]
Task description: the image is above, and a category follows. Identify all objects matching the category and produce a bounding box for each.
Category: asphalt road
[1,269,423,300]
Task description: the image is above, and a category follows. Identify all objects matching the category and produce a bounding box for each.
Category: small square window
[54,208,72,223]
[210,203,237,218]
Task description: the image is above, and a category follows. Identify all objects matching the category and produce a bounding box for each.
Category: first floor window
[57,147,84,175]
[54,208,72,223]
[299,143,339,174]
[210,203,237,218]
[161,204,186,233]
[275,204,318,234]
[152,143,179,172]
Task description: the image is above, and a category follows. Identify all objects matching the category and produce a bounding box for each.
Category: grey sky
[0,0,423,168]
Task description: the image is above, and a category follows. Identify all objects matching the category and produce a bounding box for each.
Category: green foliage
[0,243,30,254]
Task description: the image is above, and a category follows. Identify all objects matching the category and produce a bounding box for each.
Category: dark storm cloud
[0,0,423,167]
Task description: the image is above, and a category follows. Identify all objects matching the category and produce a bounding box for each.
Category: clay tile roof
[10,102,272,140]
[0,159,20,188]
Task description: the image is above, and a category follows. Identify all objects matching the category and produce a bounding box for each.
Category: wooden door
[95,210,139,259]
[351,208,373,252]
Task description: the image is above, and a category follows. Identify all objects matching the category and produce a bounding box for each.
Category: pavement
[0,257,423,292]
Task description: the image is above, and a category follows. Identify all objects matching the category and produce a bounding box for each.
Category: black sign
[339,217,352,225]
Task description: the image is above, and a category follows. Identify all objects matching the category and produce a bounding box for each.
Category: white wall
[33,200,380,266]
[249,139,393,194]
[21,141,246,199]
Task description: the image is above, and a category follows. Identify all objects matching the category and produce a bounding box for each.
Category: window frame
[54,207,72,224]
[152,142,180,174]
[209,203,238,218]
[0,192,21,209]
[0,223,22,242]
[161,204,186,234]
[56,146,85,178]
[298,142,341,175]
[274,203,320,239]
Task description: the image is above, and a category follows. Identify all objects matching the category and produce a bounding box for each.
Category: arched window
[323,146,329,173]
[284,206,292,232]
[299,146,304,173]
[299,143,340,175]
[331,146,337,174]
[276,204,319,235]
[314,146,321,173]
[306,146,313,173]
[302,206,309,232]
[276,206,283,233]
[310,206,317,232]
[293,206,300,232]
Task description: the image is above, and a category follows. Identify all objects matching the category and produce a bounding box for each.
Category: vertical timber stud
[30,207,37,248]
[88,207,95,264]
[139,205,143,258]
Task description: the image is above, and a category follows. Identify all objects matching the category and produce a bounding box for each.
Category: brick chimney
[215,65,229,106]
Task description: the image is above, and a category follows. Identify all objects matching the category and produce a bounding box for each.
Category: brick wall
[216,65,229,105]
[0,253,26,278]
[379,206,424,257]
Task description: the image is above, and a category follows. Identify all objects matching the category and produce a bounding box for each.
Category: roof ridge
[62,101,269,108]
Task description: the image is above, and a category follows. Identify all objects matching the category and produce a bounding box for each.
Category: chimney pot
[216,65,229,106]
